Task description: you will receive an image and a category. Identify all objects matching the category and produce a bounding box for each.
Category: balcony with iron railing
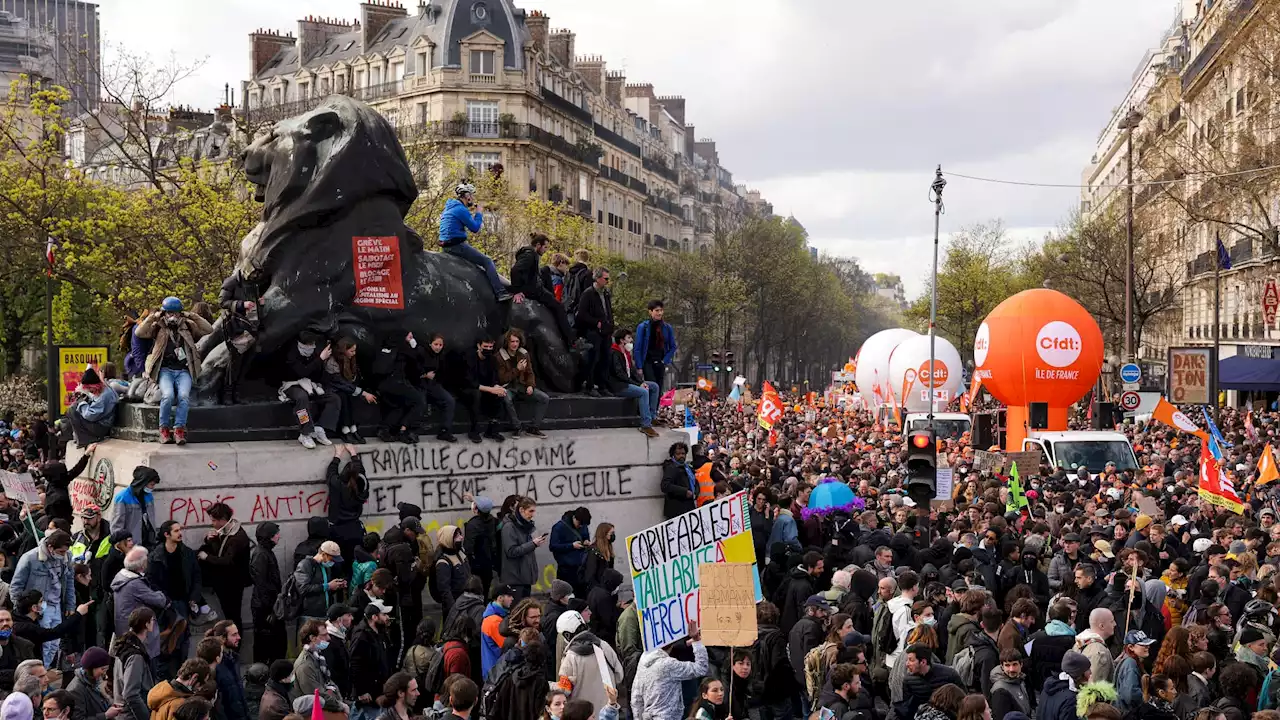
[540,87,592,125]
[647,195,680,217]
[593,122,641,157]
[1183,0,1257,92]
[643,155,678,183]
[246,79,406,124]
[432,121,600,165]
[578,198,592,216]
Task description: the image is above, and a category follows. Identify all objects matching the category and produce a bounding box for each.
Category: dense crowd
[1,392,1280,720]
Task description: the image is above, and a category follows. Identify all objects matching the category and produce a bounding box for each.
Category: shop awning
[1218,354,1280,391]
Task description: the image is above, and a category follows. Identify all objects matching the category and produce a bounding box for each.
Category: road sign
[1119,390,1141,411]
[1123,382,1140,392]
[1265,277,1279,327]
[695,363,713,371]
[1119,363,1142,384]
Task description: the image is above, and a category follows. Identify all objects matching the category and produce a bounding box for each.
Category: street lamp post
[928,166,946,425]
[1118,107,1143,362]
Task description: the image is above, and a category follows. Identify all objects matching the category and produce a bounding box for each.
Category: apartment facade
[0,0,99,112]
[241,0,765,261]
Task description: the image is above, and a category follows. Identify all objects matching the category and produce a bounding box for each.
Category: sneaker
[525,427,547,438]
[437,430,458,443]
[510,427,522,438]
[298,434,316,449]
[174,427,187,445]
[193,606,218,624]
[159,427,173,444]
[641,426,660,438]
[311,427,333,446]
[468,431,483,444]
[398,431,419,445]
[586,388,601,398]
[350,431,367,444]
[377,428,395,443]
[483,430,505,443]
[342,432,360,444]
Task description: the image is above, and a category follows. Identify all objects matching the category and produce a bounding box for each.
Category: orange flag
[1151,397,1210,441]
[1259,443,1280,487]
[696,376,713,391]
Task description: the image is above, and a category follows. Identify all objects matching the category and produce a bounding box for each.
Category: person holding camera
[438,182,510,302]
[134,297,213,445]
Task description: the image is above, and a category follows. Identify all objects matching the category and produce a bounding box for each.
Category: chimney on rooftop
[297,15,355,64]
[548,29,575,67]
[526,9,548,54]
[250,28,297,78]
[360,0,407,53]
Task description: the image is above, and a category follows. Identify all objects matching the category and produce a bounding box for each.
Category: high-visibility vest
[695,463,716,507]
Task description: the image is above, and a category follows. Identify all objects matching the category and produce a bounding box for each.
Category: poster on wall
[352,235,405,309]
[625,490,760,652]
[1167,347,1214,405]
[57,346,109,416]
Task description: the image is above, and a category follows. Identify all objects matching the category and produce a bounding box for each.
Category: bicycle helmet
[455,181,476,196]
[161,296,183,313]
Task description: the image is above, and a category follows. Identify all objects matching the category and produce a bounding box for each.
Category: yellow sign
[58,346,109,416]
[697,562,758,647]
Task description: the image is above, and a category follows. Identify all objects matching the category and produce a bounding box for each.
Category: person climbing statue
[438,182,511,302]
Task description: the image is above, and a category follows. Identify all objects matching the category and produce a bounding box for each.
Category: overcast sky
[96,0,1179,297]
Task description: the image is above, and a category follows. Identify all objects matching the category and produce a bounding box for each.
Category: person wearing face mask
[66,646,116,720]
[249,522,285,664]
[453,336,511,444]
[280,331,341,450]
[432,526,471,625]
[604,329,661,438]
[10,531,77,667]
[11,589,90,654]
[259,660,296,720]
[294,541,347,627]
[293,619,348,714]
[348,602,397,720]
[133,297,212,445]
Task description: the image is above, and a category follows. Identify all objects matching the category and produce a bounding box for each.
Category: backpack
[952,643,978,691]
[563,266,589,315]
[272,570,304,621]
[414,642,450,699]
[872,603,897,667]
[804,642,835,711]
[429,554,458,603]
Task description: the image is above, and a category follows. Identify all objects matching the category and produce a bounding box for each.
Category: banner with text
[625,490,760,652]
[352,235,405,309]
[58,346,109,416]
[1168,347,1213,405]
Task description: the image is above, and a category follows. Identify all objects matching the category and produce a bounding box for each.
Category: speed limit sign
[1119,391,1141,411]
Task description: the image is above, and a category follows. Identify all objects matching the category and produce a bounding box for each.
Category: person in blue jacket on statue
[438,181,510,302]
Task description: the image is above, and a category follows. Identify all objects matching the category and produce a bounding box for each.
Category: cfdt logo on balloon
[1035,321,1082,371]
[973,323,991,366]
[916,360,949,388]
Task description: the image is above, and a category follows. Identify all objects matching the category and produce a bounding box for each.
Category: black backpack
[419,641,454,700]
[273,567,304,620]
[563,266,589,314]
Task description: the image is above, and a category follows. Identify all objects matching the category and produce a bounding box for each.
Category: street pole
[1120,108,1141,362]
[45,261,56,421]
[929,166,946,426]
[1213,230,1221,423]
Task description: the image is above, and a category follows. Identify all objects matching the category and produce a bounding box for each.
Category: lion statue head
[239,95,418,276]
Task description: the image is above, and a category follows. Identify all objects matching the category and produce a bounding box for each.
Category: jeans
[158,368,193,429]
[40,600,61,667]
[615,381,660,427]
[350,704,378,720]
[68,407,112,447]
[423,381,457,432]
[644,360,666,391]
[503,386,549,429]
[442,241,506,298]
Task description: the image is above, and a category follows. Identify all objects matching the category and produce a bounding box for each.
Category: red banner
[352,236,404,309]
[1199,442,1244,514]
[758,382,783,429]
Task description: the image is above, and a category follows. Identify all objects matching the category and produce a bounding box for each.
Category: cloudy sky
[96,0,1180,298]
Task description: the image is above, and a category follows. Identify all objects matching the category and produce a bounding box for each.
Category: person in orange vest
[695,462,715,507]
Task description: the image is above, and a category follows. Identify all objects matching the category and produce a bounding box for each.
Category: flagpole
[1213,230,1221,424]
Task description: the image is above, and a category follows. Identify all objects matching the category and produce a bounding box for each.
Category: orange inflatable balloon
[973,289,1103,449]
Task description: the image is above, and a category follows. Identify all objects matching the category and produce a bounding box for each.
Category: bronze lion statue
[196,95,578,397]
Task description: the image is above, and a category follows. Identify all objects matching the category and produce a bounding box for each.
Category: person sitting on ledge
[605,328,661,439]
[438,182,511,302]
[280,331,340,450]
[372,332,426,446]
[134,297,213,446]
[67,365,117,449]
[495,329,549,439]
[509,233,587,353]
[453,336,509,445]
[322,336,377,445]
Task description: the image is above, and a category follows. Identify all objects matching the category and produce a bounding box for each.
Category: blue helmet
[161,296,183,313]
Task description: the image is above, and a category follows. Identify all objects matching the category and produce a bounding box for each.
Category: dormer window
[470,50,494,75]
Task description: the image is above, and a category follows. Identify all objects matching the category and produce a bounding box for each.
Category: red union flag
[1265,277,1279,327]
[758,382,783,429]
[1199,442,1244,514]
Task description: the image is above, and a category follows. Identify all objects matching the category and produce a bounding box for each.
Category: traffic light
[905,428,937,505]
[726,351,735,373]
[711,350,721,373]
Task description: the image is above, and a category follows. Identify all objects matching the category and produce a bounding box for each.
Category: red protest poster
[352,236,404,309]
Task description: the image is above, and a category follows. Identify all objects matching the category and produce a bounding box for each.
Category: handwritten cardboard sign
[0,471,41,505]
[352,236,405,309]
[973,451,1004,473]
[698,562,757,647]
[1006,451,1044,475]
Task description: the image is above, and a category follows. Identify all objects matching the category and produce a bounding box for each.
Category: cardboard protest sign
[1005,451,1043,475]
[0,471,40,505]
[698,562,758,647]
[626,491,760,652]
[972,451,1004,473]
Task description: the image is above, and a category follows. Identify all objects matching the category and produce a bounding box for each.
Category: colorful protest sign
[698,562,757,647]
[352,236,405,309]
[57,346,108,416]
[626,490,759,652]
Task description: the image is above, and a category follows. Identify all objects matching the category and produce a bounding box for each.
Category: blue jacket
[480,602,508,679]
[76,385,118,423]
[549,513,589,568]
[1113,654,1143,713]
[109,486,157,547]
[125,327,150,378]
[633,320,677,366]
[768,510,801,554]
[215,649,250,720]
[438,198,483,245]
[10,544,75,615]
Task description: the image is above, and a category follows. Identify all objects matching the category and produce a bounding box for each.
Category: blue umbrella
[807,479,855,513]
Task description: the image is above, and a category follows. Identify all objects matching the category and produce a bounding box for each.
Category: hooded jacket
[67,665,112,720]
[970,630,1001,696]
[631,641,708,720]
[433,525,470,610]
[379,527,422,612]
[843,568,878,635]
[446,591,485,633]
[109,569,166,657]
[293,517,330,569]
[1073,629,1114,684]
[348,619,394,702]
[779,565,817,633]
[437,197,482,245]
[498,513,538,586]
[111,632,153,720]
[550,512,589,568]
[988,666,1031,720]
[109,468,158,547]
[508,245,542,298]
[585,569,624,641]
[39,454,88,524]
[1038,676,1080,720]
[462,511,498,577]
[559,630,624,714]
[250,522,282,615]
[1025,621,1078,697]
[480,601,509,678]
[945,612,979,665]
[327,456,369,525]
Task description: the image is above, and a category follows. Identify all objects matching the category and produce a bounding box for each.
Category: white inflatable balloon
[887,334,964,412]
[855,328,919,411]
